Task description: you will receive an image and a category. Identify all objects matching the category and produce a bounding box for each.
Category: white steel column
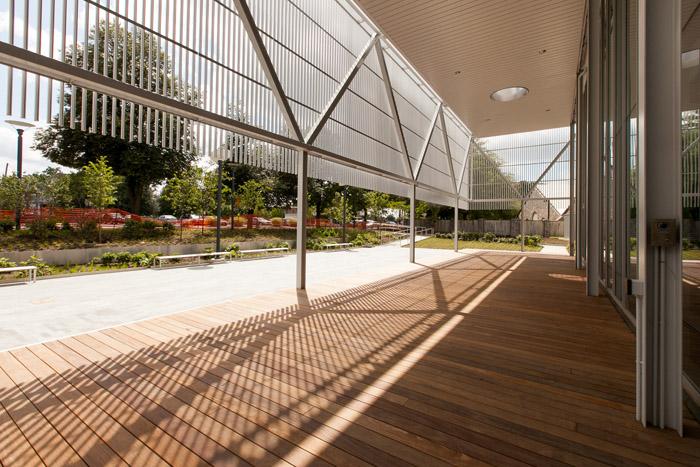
[576,72,587,270]
[587,0,602,296]
[409,185,416,263]
[454,197,459,252]
[569,122,575,256]
[636,0,683,434]
[296,151,308,289]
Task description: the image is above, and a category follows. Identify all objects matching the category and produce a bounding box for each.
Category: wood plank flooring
[1,252,699,466]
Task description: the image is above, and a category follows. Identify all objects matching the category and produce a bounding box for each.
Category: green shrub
[28,218,60,239]
[265,241,289,249]
[61,221,73,231]
[95,251,158,267]
[0,257,17,268]
[131,251,159,267]
[480,232,497,243]
[0,220,14,233]
[99,252,117,265]
[310,227,339,239]
[226,244,241,256]
[20,255,52,276]
[122,219,157,239]
[458,231,480,241]
[351,231,380,247]
[306,238,325,250]
[77,219,99,242]
[161,222,175,235]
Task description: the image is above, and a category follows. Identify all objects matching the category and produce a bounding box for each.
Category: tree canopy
[33,20,197,214]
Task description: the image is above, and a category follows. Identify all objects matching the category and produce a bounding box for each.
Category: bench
[321,242,353,250]
[237,247,289,257]
[154,251,232,268]
[0,265,38,284]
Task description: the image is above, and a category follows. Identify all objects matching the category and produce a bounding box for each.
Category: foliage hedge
[434,231,542,246]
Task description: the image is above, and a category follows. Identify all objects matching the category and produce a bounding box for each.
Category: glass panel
[681,0,700,392]
[627,0,639,312]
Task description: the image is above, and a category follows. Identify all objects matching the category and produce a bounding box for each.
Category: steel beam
[456,135,472,192]
[232,0,303,141]
[439,108,458,194]
[305,34,379,145]
[525,141,570,199]
[0,43,468,205]
[375,41,413,178]
[413,103,442,180]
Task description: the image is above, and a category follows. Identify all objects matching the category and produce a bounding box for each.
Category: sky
[0,123,59,175]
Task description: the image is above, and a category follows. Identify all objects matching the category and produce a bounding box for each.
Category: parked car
[255,217,272,225]
[158,215,177,222]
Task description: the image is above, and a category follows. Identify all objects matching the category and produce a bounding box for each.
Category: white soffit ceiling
[355,0,586,137]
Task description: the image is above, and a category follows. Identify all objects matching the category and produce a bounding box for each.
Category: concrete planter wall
[0,239,296,265]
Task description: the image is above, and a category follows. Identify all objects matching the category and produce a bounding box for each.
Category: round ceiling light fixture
[490,86,529,102]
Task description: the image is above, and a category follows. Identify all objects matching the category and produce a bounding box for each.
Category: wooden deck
[1,252,699,466]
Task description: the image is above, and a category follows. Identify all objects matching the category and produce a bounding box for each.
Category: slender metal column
[569,122,575,256]
[454,197,459,252]
[587,0,602,296]
[409,185,416,263]
[296,151,308,289]
[576,72,587,269]
[215,160,223,252]
[520,200,525,252]
[636,0,683,434]
[14,129,24,230]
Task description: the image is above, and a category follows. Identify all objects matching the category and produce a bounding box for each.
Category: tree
[160,168,203,239]
[324,191,355,224]
[0,175,38,214]
[388,199,410,223]
[33,19,198,214]
[237,179,268,214]
[34,168,72,208]
[364,191,390,221]
[308,179,339,224]
[82,156,119,241]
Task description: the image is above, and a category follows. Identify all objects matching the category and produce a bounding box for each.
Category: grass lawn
[630,249,700,260]
[414,237,543,252]
[684,250,700,260]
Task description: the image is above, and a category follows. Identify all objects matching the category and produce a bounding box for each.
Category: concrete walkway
[539,244,570,255]
[0,243,462,351]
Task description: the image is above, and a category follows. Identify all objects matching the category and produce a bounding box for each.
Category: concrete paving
[0,243,462,351]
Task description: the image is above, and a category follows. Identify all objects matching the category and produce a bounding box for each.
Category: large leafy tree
[363,191,390,221]
[33,20,198,214]
[308,179,339,223]
[161,168,204,239]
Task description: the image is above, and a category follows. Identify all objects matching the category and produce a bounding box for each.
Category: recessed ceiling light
[490,86,529,102]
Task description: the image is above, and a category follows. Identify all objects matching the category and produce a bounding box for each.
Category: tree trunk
[127,182,143,214]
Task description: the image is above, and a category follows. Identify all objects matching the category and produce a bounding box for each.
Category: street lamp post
[5,120,36,230]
